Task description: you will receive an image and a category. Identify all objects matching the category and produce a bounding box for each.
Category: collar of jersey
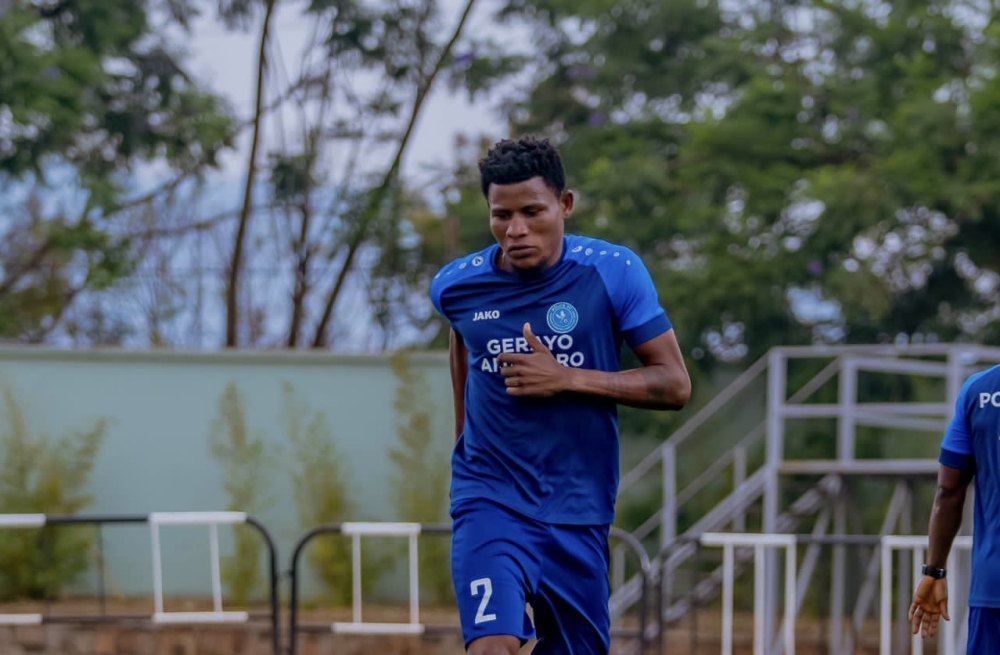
[488,236,570,280]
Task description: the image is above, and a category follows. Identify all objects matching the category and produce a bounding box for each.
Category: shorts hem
[450,494,613,526]
[462,634,532,650]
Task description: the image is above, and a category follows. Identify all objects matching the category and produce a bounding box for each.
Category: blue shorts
[450,497,611,654]
[968,607,1000,654]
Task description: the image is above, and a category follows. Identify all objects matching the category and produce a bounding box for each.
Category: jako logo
[979,392,1000,408]
[473,310,500,321]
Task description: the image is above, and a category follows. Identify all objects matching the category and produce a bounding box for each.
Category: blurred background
[1,0,998,653]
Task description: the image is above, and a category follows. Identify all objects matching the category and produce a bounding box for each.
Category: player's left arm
[499,248,691,410]
[573,247,691,410]
[499,323,690,410]
[566,328,690,410]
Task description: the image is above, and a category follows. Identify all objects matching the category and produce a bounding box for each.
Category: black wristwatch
[922,564,947,580]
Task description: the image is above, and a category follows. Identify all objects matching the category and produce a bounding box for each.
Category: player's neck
[497,238,565,278]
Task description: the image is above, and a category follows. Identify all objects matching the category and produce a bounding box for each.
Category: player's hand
[497,323,568,397]
[909,575,949,639]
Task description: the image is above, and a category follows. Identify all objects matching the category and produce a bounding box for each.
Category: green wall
[0,347,454,602]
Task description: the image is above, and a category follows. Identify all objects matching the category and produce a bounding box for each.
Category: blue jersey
[939,364,1000,607]
[429,234,673,525]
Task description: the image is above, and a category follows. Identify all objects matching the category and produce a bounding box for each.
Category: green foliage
[420,0,1000,369]
[282,382,385,605]
[0,1,235,192]
[0,0,235,341]
[411,3,1000,605]
[0,386,106,601]
[388,350,453,604]
[207,382,275,606]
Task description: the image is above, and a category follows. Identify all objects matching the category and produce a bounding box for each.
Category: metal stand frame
[612,344,1000,653]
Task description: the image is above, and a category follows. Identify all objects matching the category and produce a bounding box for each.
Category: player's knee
[467,635,521,655]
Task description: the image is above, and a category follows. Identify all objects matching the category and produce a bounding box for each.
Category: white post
[151,522,164,616]
[764,350,786,652]
[209,523,223,613]
[352,533,363,624]
[408,532,420,626]
[722,543,734,655]
[733,446,747,532]
[754,544,766,655]
[784,542,796,655]
[880,541,892,655]
[661,443,677,551]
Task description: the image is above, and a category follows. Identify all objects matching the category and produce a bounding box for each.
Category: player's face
[488,176,573,273]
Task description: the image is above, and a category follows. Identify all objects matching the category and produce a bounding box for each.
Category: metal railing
[0,511,280,654]
[700,532,798,655]
[659,532,974,655]
[0,511,981,655]
[880,535,973,655]
[617,345,1000,553]
[289,521,450,638]
[612,344,1000,622]
[287,522,654,655]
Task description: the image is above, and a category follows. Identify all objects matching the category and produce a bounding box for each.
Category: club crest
[546,302,579,334]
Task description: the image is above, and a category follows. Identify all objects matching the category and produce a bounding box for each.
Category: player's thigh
[451,500,540,648]
[967,607,1000,654]
[531,524,611,655]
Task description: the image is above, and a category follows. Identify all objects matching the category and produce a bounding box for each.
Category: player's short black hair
[478,136,566,198]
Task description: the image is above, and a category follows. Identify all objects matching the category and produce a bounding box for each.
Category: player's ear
[560,189,574,218]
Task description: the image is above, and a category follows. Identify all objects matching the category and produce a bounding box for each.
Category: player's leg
[451,498,541,653]
[966,607,1000,655]
[531,523,611,654]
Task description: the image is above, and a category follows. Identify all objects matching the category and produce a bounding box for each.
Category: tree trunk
[310,0,480,349]
[225,0,278,347]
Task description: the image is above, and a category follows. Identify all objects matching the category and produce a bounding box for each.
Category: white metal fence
[702,532,974,655]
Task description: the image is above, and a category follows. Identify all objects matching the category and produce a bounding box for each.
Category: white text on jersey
[473,310,501,321]
[980,391,1000,408]
[479,334,586,373]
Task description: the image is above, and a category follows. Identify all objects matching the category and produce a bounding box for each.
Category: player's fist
[497,323,565,397]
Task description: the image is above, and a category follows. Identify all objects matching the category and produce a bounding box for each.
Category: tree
[424,0,1000,368]
[0,0,236,342]
[1,0,526,349]
[208,0,527,349]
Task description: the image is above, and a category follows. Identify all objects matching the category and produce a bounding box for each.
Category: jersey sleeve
[599,247,672,347]
[429,265,452,321]
[939,378,975,471]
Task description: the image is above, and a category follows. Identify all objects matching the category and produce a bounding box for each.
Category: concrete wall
[0,347,454,601]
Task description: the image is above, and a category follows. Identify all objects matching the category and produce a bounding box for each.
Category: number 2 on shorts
[470,577,497,624]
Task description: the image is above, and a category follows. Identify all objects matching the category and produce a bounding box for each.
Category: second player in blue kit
[430,136,692,654]
[910,363,1000,653]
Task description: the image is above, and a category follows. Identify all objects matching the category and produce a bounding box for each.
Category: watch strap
[922,564,947,579]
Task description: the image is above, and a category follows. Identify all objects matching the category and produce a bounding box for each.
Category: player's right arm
[926,467,973,570]
[927,381,975,569]
[430,260,467,442]
[910,380,975,638]
[449,328,469,442]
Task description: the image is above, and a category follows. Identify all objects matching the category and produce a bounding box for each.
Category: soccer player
[429,136,692,655]
[909,364,1000,651]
